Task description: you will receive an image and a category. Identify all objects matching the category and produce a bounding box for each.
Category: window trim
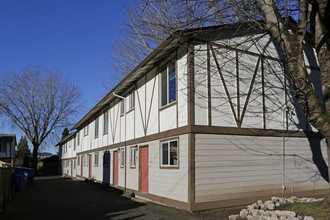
[129,146,137,168]
[160,60,177,108]
[94,118,99,138]
[128,90,135,111]
[94,152,99,167]
[84,125,89,136]
[120,148,125,168]
[160,137,179,169]
[103,110,109,134]
[77,131,80,146]
[120,100,125,116]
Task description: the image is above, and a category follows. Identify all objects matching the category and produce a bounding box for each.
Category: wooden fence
[0,167,15,213]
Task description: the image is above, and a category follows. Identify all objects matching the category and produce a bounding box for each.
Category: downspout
[282,104,287,197]
[113,92,127,194]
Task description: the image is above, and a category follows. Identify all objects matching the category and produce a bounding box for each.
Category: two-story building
[0,134,16,167]
[58,24,328,211]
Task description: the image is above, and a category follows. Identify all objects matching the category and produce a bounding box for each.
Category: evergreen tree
[16,136,31,167]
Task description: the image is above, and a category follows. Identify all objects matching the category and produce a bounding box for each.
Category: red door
[114,151,118,186]
[81,155,84,177]
[140,146,148,193]
[89,154,92,179]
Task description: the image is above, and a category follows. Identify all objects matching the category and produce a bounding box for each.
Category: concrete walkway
[2,177,201,220]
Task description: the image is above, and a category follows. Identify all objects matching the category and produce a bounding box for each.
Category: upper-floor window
[161,61,176,107]
[161,139,178,167]
[128,91,135,111]
[95,118,99,138]
[74,137,76,151]
[77,131,80,146]
[84,125,88,136]
[103,110,109,134]
[121,100,125,115]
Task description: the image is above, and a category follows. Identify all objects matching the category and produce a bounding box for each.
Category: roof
[0,134,17,145]
[40,155,59,162]
[70,22,262,131]
[56,132,76,146]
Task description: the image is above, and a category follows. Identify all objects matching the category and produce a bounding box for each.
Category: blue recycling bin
[13,173,28,190]
[17,167,34,184]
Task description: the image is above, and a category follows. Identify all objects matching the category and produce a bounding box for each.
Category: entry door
[81,155,84,176]
[114,151,118,186]
[102,151,111,184]
[139,146,148,193]
[89,154,92,179]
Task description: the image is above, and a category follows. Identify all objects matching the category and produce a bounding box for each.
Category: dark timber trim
[207,44,212,126]
[210,44,239,126]
[76,125,323,155]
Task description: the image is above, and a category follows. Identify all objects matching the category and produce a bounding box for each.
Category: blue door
[102,151,111,185]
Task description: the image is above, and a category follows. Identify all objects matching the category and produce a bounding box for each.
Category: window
[129,91,135,110]
[74,137,76,151]
[130,147,137,167]
[95,118,99,138]
[94,152,99,166]
[74,159,76,169]
[84,125,89,136]
[121,100,125,115]
[86,155,89,166]
[103,110,109,134]
[161,61,176,107]
[120,148,125,167]
[77,156,80,166]
[77,131,80,146]
[161,140,178,166]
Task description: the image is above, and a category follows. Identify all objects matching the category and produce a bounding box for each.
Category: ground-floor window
[120,148,125,167]
[95,152,99,166]
[130,146,136,167]
[161,139,178,167]
[77,156,80,166]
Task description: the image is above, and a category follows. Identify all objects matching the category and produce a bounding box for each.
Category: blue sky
[0,0,130,153]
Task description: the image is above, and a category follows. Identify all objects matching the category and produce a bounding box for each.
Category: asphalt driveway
[2,177,201,220]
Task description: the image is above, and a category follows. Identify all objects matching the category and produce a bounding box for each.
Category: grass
[288,200,329,219]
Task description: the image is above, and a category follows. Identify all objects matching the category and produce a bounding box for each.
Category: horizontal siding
[195,134,328,203]
[149,135,189,202]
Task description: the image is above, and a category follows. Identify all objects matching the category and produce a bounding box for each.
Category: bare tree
[0,65,81,172]
[112,0,329,198]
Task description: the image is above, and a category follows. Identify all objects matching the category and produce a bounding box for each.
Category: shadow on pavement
[1,177,147,220]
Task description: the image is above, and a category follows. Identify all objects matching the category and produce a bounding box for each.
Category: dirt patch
[280,200,329,220]
[193,205,246,220]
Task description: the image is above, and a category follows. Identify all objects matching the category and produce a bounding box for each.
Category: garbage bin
[17,167,34,184]
[13,173,27,190]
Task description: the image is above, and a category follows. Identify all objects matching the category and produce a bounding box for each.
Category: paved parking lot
[2,177,203,220]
